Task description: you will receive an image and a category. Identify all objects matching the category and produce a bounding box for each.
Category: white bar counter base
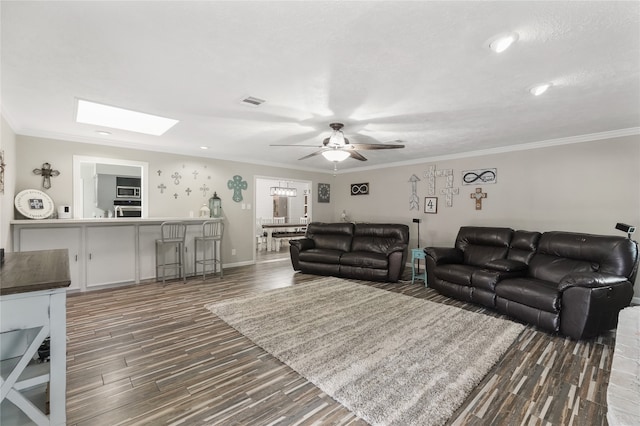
[11,217,225,293]
[607,306,640,426]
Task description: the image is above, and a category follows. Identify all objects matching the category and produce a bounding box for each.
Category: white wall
[0,115,17,252]
[334,135,640,298]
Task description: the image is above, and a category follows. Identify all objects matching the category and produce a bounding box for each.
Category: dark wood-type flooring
[65,250,614,425]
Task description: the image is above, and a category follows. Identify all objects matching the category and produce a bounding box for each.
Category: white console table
[0,249,71,425]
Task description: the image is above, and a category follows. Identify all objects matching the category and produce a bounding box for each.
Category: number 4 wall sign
[425,197,438,214]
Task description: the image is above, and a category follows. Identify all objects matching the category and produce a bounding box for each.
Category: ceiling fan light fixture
[322,150,350,162]
[329,130,346,145]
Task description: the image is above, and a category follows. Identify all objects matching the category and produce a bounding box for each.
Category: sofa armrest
[484,259,528,272]
[424,247,463,265]
[289,238,315,271]
[290,238,315,251]
[385,242,408,255]
[558,272,630,292]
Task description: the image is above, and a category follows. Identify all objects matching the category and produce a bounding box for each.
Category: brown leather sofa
[290,222,409,282]
[425,226,639,339]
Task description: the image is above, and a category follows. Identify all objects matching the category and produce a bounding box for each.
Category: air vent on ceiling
[240,96,266,107]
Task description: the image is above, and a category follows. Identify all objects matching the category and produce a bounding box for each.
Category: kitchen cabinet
[85,226,136,288]
[16,227,82,291]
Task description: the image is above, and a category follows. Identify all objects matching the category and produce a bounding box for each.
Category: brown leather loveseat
[290,222,409,282]
[425,226,639,339]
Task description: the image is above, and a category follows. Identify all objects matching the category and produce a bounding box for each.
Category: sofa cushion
[305,222,354,252]
[484,259,528,272]
[455,226,513,267]
[434,264,477,286]
[351,223,410,254]
[535,231,639,279]
[472,269,524,291]
[528,255,597,283]
[495,278,561,313]
[340,252,388,269]
[508,230,541,264]
[299,248,344,264]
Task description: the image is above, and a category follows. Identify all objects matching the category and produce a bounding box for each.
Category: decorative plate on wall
[15,189,55,219]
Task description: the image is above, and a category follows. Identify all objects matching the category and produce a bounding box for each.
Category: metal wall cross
[33,162,60,189]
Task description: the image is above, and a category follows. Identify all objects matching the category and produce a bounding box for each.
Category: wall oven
[114,200,142,218]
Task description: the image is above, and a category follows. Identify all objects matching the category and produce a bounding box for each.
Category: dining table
[261,223,307,251]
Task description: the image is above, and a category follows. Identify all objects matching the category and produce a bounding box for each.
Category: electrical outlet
[231,248,236,256]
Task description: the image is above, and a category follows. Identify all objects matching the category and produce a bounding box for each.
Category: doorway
[254,177,312,263]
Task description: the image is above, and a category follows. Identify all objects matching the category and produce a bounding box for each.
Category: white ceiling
[2,1,639,173]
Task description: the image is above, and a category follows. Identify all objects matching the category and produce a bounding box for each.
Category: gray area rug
[206,278,525,426]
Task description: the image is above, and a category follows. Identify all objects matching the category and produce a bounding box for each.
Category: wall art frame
[350,182,369,196]
[424,197,438,214]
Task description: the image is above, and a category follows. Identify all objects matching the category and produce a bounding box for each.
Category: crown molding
[340,127,640,174]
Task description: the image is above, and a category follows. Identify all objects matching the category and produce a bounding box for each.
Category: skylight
[76,99,178,136]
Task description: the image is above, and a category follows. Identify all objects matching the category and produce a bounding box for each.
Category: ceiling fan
[271,123,405,162]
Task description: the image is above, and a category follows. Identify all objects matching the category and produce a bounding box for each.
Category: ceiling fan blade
[270,144,323,147]
[298,149,327,161]
[349,150,368,161]
[349,143,405,150]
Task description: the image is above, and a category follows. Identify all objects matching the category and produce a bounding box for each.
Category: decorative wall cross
[408,174,420,210]
[158,183,167,194]
[185,187,192,196]
[227,175,247,202]
[33,162,60,189]
[423,165,437,196]
[192,170,199,179]
[200,184,209,196]
[171,172,182,185]
[441,187,459,207]
[470,188,487,210]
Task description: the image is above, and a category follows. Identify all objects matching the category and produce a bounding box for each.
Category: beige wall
[0,116,17,251]
[14,135,333,264]
[332,135,640,298]
[8,128,640,299]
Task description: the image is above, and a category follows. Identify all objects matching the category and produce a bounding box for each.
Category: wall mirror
[72,155,149,219]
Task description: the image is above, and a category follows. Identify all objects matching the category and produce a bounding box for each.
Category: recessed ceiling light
[76,99,178,136]
[489,32,519,53]
[95,130,111,136]
[530,83,552,96]
[200,146,209,150]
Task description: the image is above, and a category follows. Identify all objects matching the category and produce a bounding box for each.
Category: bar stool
[194,220,224,279]
[155,221,187,284]
[411,248,428,286]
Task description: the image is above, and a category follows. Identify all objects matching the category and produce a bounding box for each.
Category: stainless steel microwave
[116,186,140,198]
